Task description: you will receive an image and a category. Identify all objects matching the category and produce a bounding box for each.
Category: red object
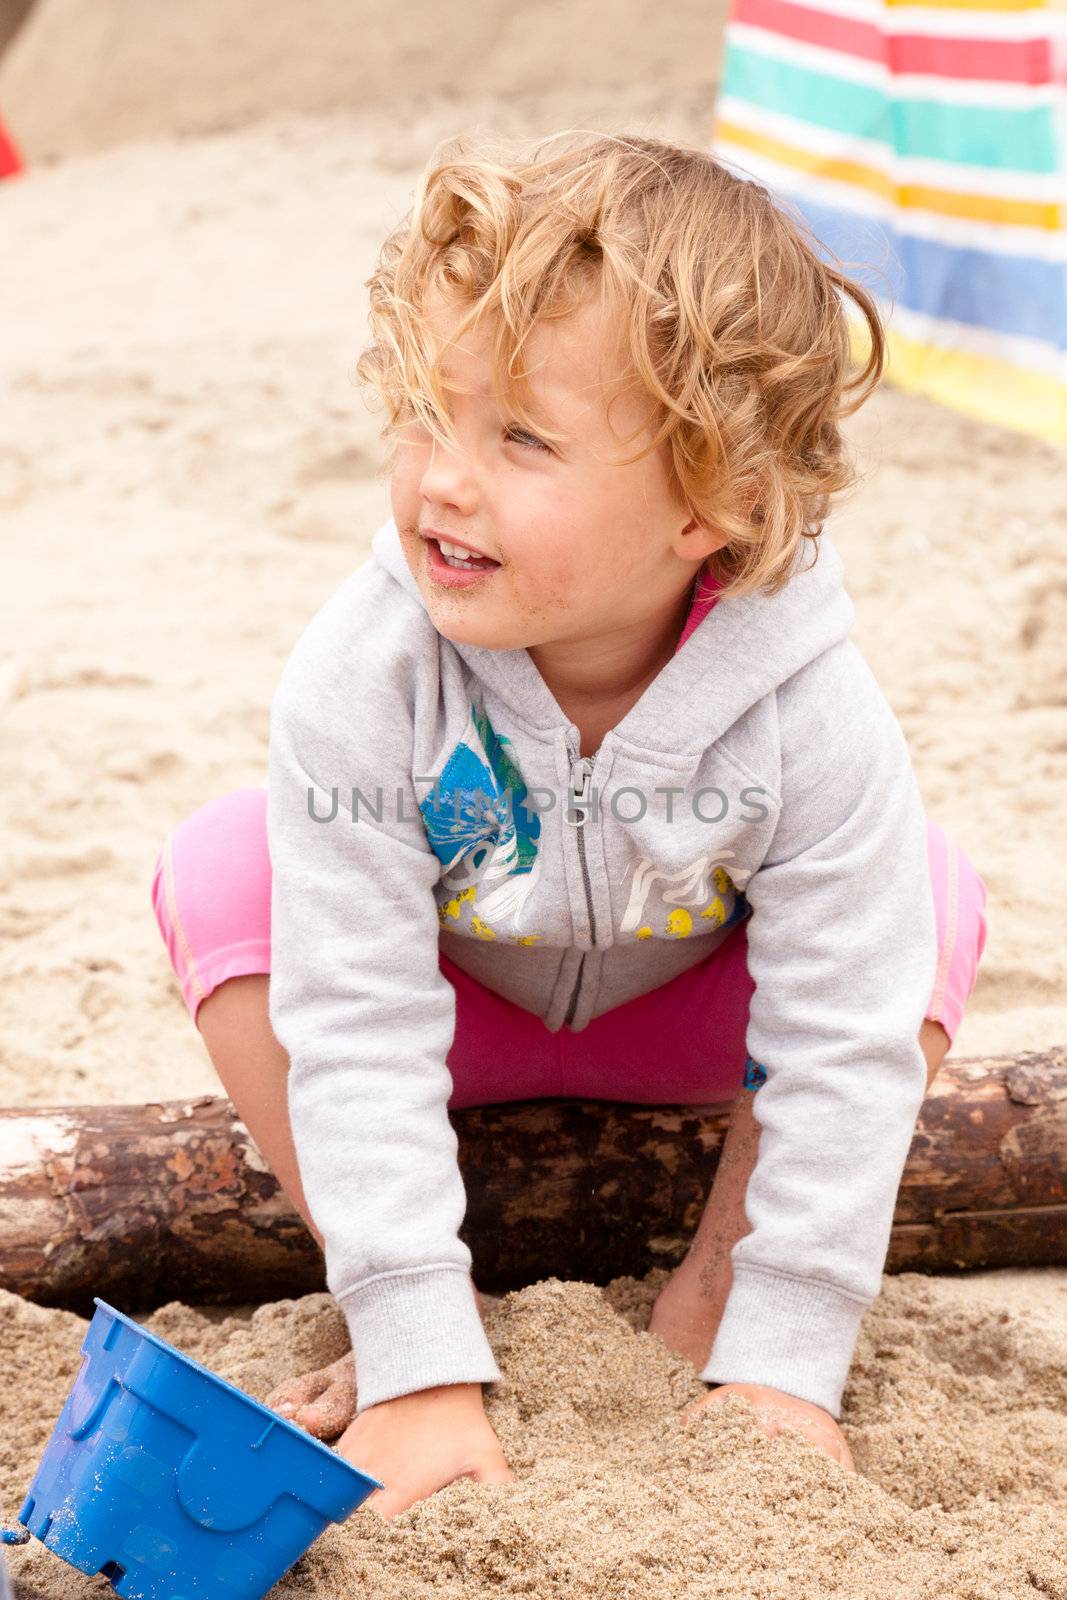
[733,0,1055,86]
[0,114,23,178]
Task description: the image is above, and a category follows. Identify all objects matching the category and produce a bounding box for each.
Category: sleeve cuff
[339,1266,503,1413]
[699,1263,871,1420]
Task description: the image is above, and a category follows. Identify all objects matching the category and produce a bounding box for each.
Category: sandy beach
[1,0,1065,1592]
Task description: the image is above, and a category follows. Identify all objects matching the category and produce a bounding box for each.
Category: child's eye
[504,426,551,453]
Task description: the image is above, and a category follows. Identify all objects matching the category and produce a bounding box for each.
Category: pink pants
[151,787,988,1108]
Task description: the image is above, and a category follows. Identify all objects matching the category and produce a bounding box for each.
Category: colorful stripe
[884,0,1052,12]
[723,43,1061,171]
[733,0,1057,82]
[820,200,1064,345]
[716,116,1061,229]
[715,140,1067,344]
[712,0,1067,445]
[797,0,1067,34]
[850,312,1067,442]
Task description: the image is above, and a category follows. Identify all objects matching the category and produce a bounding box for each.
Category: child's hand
[266,1285,493,1443]
[337,1382,514,1519]
[684,1383,856,1472]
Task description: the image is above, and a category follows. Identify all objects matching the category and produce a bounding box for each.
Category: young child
[151,132,988,1517]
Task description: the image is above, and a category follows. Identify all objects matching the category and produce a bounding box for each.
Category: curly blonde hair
[356,129,885,600]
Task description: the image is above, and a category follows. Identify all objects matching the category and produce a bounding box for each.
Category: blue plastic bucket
[17,1298,382,1599]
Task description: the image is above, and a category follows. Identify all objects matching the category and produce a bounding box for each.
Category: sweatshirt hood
[370,516,855,755]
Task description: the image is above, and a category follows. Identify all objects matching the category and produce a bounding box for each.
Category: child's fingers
[267,1373,329,1414]
[266,1357,348,1417]
[292,1403,344,1441]
[295,1377,357,1440]
[268,1353,354,1406]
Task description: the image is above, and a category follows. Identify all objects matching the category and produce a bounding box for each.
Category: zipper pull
[565,757,595,827]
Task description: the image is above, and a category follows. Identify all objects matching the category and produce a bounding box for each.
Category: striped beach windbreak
[711,0,1067,445]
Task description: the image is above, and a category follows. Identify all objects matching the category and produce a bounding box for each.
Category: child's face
[390,286,722,658]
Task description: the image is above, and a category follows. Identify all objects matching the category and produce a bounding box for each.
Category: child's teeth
[440,540,475,562]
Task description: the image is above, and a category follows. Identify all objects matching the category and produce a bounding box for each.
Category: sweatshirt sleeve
[266,607,501,1414]
[700,639,938,1419]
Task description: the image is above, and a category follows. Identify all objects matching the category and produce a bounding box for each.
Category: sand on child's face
[3,1268,1064,1600]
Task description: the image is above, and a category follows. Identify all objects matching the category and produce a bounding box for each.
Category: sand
[3,1272,1066,1598]
[1,1,1065,1594]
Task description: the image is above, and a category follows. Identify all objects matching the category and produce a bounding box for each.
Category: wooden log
[0,1049,1064,1315]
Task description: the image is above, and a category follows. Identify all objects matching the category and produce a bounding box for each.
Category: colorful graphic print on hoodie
[421,700,544,939]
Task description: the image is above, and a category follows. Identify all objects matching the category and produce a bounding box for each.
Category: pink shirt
[676,562,724,652]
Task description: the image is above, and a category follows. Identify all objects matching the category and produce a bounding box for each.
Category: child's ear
[677,515,732,563]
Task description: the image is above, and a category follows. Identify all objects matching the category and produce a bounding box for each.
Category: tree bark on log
[0,1049,1064,1316]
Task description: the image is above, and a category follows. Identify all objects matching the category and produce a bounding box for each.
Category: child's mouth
[426,538,501,587]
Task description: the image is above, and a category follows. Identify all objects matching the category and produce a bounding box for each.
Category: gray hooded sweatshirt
[267,515,938,1420]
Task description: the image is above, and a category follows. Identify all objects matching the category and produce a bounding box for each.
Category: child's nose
[420,437,480,513]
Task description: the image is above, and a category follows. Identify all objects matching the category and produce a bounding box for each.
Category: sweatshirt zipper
[563,740,598,1026]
